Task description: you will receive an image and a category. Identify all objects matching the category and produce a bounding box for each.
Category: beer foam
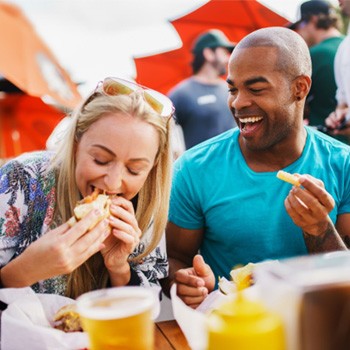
[77,287,154,320]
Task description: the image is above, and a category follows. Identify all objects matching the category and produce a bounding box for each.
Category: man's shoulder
[307,127,350,155]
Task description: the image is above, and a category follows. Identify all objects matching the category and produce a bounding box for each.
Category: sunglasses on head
[93,77,174,118]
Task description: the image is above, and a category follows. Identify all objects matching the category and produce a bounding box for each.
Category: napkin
[0,287,88,350]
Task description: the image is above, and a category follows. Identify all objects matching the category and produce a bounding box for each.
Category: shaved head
[231,27,311,79]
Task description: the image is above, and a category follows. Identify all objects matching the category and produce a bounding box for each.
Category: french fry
[276,170,300,186]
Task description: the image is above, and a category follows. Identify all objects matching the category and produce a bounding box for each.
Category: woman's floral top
[0,151,168,295]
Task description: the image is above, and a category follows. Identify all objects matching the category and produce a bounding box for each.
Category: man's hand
[284,175,334,236]
[284,175,347,252]
[174,254,215,309]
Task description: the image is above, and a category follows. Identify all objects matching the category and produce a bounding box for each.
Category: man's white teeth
[239,116,263,123]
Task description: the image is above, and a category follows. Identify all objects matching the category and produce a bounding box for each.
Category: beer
[76,287,155,350]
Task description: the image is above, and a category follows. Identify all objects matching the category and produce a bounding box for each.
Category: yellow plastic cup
[76,286,156,350]
[207,293,286,350]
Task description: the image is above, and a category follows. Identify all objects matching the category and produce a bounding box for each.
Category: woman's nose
[104,165,123,192]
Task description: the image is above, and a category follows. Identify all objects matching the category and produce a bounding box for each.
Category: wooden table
[155,320,191,349]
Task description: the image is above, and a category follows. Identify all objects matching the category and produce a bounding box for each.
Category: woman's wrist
[1,257,34,288]
[108,262,132,286]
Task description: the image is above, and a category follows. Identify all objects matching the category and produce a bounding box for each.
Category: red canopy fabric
[134,0,288,95]
[0,94,65,158]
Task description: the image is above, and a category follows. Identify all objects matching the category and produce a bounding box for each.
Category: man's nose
[229,91,252,111]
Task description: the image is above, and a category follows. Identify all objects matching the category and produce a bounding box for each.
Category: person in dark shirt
[168,29,236,150]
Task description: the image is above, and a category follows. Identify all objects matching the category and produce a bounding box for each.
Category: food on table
[218,263,255,295]
[218,276,236,295]
[67,188,112,230]
[53,303,83,332]
[276,170,300,187]
[230,262,255,291]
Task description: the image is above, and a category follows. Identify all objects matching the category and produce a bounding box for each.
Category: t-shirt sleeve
[168,156,204,229]
[337,152,350,215]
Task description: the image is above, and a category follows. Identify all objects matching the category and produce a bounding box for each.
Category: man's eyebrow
[226,76,268,86]
[245,76,268,85]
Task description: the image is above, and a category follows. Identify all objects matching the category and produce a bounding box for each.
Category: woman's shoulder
[0,151,56,187]
[1,150,53,170]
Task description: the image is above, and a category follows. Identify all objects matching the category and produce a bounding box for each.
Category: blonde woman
[0,77,173,299]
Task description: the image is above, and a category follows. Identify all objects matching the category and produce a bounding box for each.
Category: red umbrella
[134,0,288,95]
[0,93,65,158]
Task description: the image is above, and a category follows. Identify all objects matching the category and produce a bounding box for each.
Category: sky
[4,0,340,96]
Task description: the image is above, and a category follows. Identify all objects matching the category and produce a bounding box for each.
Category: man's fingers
[292,182,334,214]
[176,282,208,297]
[193,254,211,278]
[174,269,205,287]
[176,282,208,308]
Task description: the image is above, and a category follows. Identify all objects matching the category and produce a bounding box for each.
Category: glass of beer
[76,286,158,350]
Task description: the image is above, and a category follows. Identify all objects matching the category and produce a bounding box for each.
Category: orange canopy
[0,1,81,109]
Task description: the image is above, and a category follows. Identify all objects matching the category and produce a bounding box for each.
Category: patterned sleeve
[0,159,28,266]
[0,152,55,267]
[129,224,169,288]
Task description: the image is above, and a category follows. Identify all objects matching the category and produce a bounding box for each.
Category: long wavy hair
[49,90,172,298]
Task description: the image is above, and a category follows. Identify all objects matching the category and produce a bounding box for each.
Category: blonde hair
[50,90,172,298]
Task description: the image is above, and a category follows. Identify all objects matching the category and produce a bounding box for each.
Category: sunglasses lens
[102,78,173,117]
[102,78,134,95]
[143,90,173,117]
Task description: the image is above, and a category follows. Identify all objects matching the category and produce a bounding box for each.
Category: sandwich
[68,189,112,230]
[53,303,82,333]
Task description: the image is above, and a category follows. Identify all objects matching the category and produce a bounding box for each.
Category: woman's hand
[100,196,142,285]
[1,209,111,288]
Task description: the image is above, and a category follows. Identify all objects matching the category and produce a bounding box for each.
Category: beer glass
[76,286,158,350]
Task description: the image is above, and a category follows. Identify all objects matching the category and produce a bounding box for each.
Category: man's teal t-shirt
[169,127,350,282]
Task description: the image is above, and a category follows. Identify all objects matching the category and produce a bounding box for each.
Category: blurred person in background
[325,0,350,137]
[168,29,236,150]
[288,0,347,142]
[0,77,173,299]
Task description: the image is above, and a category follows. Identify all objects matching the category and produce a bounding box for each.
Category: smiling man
[163,27,350,308]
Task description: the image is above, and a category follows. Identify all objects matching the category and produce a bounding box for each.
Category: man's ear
[293,75,311,101]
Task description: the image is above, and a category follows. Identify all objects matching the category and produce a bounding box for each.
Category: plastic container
[255,251,350,350]
[206,293,286,350]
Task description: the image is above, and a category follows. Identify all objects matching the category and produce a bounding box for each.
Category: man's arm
[161,222,215,308]
[303,216,348,253]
